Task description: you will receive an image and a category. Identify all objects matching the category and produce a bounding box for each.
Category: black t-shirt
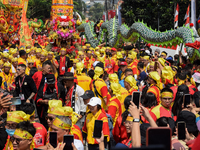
[38,74,47,91]
[15,75,37,100]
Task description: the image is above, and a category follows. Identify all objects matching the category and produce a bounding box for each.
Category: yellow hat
[63,106,73,116]
[27,59,34,63]
[26,49,31,53]
[143,55,150,60]
[86,44,91,47]
[110,83,122,100]
[3,62,11,67]
[53,117,71,130]
[36,48,42,53]
[87,51,92,54]
[94,51,100,57]
[147,61,155,70]
[76,62,84,75]
[149,71,162,89]
[121,51,126,54]
[109,73,119,83]
[127,54,134,59]
[106,47,111,50]
[93,66,104,80]
[19,47,25,51]
[158,58,166,67]
[47,100,63,115]
[78,51,84,55]
[2,52,9,58]
[48,52,54,55]
[99,49,105,54]
[8,55,13,60]
[9,48,14,54]
[7,111,30,123]
[12,58,18,62]
[89,47,94,51]
[117,52,123,59]
[161,66,174,85]
[82,46,87,49]
[125,75,138,90]
[95,47,100,50]
[72,59,79,63]
[63,107,80,125]
[41,51,47,56]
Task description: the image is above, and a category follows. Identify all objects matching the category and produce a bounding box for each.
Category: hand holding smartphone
[131,92,141,109]
[184,94,191,108]
[63,135,74,150]
[177,121,186,140]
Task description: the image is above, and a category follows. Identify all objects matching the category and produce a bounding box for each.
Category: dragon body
[77,18,197,58]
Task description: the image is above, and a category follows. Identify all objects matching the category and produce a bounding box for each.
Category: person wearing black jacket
[55,48,70,77]
[36,74,65,129]
[14,64,37,105]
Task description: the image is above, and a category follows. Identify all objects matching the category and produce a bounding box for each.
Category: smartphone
[184,94,191,108]
[93,120,103,138]
[131,92,141,109]
[177,121,186,140]
[49,132,57,148]
[63,135,74,150]
[11,97,21,105]
[146,127,172,150]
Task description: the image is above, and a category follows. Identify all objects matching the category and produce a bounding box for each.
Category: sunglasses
[10,136,25,144]
[6,123,18,129]
[45,116,54,121]
[17,69,21,71]
[28,63,34,65]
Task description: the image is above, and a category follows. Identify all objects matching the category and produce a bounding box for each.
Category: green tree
[74,0,86,19]
[26,0,52,19]
[88,3,104,22]
[121,0,200,31]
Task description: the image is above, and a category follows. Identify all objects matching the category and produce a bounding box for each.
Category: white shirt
[74,139,84,150]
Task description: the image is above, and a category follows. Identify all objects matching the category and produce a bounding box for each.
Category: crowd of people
[0,41,200,150]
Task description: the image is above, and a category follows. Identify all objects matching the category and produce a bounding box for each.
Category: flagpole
[191,0,196,28]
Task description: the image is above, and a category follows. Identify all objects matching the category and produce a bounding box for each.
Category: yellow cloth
[0,72,14,90]
[47,100,63,115]
[18,57,27,66]
[25,67,31,75]
[14,129,33,139]
[93,67,104,80]
[110,83,122,101]
[120,87,129,113]
[161,66,174,84]
[149,71,163,89]
[35,60,43,71]
[7,111,30,123]
[125,75,138,90]
[53,117,71,130]
[76,62,84,75]
[77,74,92,91]
[109,73,119,83]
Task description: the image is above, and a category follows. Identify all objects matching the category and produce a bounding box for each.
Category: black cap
[46,74,55,84]
[19,50,26,57]
[81,90,94,100]
[61,72,76,80]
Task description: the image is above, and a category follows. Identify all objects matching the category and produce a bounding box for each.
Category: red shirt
[105,59,117,74]
[33,122,47,147]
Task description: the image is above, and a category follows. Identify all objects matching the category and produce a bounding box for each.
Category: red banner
[108,10,116,20]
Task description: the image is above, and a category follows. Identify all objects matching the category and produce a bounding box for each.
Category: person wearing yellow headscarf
[25,59,34,75]
[76,62,92,91]
[35,48,42,61]
[126,53,139,76]
[18,50,27,66]
[0,62,14,90]
[1,52,9,63]
[142,55,150,73]
[4,111,31,150]
[147,71,162,104]
[34,52,47,71]
[85,50,95,70]
[124,75,138,95]
[147,61,155,73]
[108,83,122,127]
[92,66,108,110]
[11,57,18,74]
[78,51,86,64]
[109,73,128,112]
[10,121,36,150]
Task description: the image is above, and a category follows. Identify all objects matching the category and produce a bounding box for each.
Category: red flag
[184,5,190,27]
[174,3,179,28]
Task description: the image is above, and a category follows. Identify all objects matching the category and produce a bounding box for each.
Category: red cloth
[33,122,47,148]
[191,133,200,149]
[105,59,116,74]
[59,56,66,75]
[112,115,128,144]
[185,40,200,50]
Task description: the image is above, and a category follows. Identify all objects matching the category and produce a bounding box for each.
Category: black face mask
[106,52,112,57]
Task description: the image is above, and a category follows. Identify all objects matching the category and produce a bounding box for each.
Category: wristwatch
[132,118,140,122]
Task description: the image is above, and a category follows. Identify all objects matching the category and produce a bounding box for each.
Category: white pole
[191,0,196,28]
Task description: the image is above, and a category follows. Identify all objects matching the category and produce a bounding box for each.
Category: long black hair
[142,92,157,108]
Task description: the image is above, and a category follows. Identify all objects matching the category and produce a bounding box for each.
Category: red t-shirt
[33,122,47,147]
